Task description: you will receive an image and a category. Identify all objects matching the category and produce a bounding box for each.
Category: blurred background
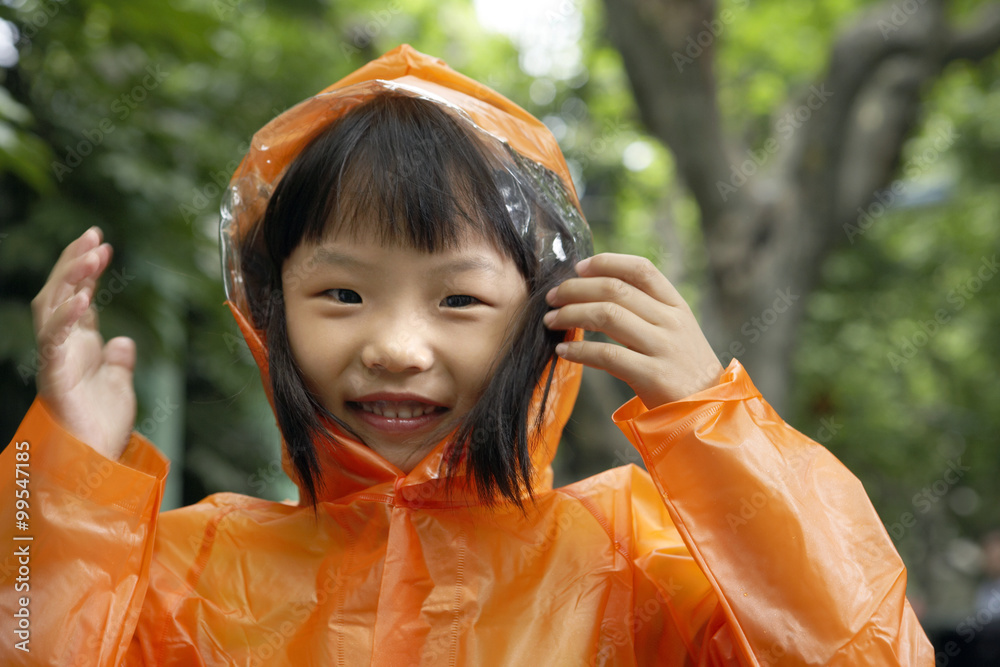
[1,0,999,658]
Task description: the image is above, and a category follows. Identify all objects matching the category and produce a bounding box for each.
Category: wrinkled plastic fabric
[0,45,934,666]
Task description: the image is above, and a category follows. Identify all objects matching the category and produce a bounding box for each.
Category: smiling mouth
[346,400,450,436]
[348,400,448,419]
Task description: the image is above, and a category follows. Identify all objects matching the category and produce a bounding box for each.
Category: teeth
[357,401,437,419]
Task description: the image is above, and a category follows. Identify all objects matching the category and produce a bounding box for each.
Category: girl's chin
[351,419,454,471]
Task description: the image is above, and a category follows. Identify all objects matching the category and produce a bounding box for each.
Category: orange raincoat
[2,45,933,666]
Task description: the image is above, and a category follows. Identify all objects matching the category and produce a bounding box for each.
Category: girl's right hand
[31,227,137,461]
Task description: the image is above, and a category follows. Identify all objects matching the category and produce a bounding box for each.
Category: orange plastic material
[0,45,933,665]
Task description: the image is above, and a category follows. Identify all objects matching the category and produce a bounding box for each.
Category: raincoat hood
[220,45,591,506]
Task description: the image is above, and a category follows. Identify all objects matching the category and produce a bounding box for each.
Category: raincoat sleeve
[0,397,169,666]
[613,359,934,666]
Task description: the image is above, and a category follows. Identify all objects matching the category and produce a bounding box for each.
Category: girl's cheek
[466,334,507,382]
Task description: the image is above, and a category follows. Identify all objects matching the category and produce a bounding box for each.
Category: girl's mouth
[346,400,449,434]
[354,400,445,419]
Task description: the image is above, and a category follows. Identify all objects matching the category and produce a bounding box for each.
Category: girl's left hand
[543,253,725,409]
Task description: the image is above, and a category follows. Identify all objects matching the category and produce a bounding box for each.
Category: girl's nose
[361,330,433,373]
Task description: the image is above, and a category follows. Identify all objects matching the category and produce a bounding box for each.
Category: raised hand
[543,253,725,409]
[30,227,137,460]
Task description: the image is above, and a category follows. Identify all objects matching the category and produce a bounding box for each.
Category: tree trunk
[599,0,1000,415]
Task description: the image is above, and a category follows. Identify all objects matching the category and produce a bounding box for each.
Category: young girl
[3,45,932,665]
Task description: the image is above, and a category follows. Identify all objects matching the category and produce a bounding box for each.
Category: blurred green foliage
[1,0,998,617]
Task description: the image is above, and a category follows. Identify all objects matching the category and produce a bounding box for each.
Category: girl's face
[282,227,529,473]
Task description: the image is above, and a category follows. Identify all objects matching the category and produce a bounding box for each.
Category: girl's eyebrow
[311,247,502,276]
[430,256,503,276]
[311,247,365,269]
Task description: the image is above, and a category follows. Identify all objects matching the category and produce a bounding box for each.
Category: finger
[554,339,651,390]
[33,291,91,392]
[54,243,112,302]
[75,244,112,331]
[48,227,105,295]
[104,336,136,371]
[33,242,111,330]
[546,275,670,327]
[56,226,104,265]
[76,242,113,298]
[544,301,662,355]
[574,253,687,309]
[36,289,92,349]
[78,298,100,332]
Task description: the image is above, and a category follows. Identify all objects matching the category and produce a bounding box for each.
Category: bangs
[264,94,531,279]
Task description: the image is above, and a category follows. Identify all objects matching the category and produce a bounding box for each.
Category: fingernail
[545,286,558,303]
[575,257,591,273]
[543,310,556,325]
[555,343,568,356]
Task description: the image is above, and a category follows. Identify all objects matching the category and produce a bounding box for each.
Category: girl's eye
[442,294,480,308]
[325,289,362,304]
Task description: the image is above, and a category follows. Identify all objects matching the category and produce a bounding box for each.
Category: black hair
[238,93,586,510]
